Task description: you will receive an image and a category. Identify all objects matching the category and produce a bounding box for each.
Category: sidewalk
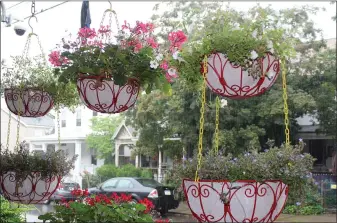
[171,202,337,222]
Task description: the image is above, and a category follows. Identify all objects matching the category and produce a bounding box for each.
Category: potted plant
[49,20,187,114]
[38,189,172,222]
[168,142,315,222]
[170,7,297,99]
[0,142,78,204]
[1,55,80,117]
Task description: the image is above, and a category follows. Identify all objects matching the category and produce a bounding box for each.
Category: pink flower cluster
[120,20,158,53]
[168,30,187,52]
[48,51,69,67]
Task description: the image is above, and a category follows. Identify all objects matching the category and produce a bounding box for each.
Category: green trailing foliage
[165,142,316,203]
[0,142,77,184]
[0,196,34,223]
[0,55,80,110]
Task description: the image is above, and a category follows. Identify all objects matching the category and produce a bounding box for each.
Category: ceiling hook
[108,0,112,10]
[28,15,38,34]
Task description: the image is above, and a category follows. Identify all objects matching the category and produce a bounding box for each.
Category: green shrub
[0,196,33,223]
[324,190,337,208]
[299,205,324,215]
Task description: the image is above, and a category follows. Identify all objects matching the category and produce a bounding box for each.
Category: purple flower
[296,202,301,206]
[264,149,269,152]
[299,138,303,142]
[244,152,250,157]
[233,158,237,162]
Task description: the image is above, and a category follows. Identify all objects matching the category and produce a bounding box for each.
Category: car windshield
[136,179,162,187]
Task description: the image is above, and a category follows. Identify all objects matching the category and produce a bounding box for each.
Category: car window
[136,179,162,188]
[116,179,134,189]
[102,179,118,189]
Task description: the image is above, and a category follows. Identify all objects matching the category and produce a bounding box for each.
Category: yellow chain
[281,60,290,146]
[194,55,208,182]
[15,87,23,150]
[214,96,220,155]
[6,112,12,150]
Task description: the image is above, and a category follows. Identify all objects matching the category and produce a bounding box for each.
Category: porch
[24,135,104,188]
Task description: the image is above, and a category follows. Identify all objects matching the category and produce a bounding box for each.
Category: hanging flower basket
[77,75,140,114]
[4,88,54,117]
[170,8,296,97]
[0,171,61,204]
[0,142,78,204]
[204,52,280,99]
[49,8,187,114]
[183,179,288,223]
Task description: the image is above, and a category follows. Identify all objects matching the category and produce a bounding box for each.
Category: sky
[1,1,336,62]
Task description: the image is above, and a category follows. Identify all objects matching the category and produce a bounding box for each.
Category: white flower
[150,60,159,69]
[252,29,258,38]
[155,53,163,61]
[267,40,273,49]
[250,50,258,60]
[168,67,177,76]
[220,99,228,108]
[172,51,180,60]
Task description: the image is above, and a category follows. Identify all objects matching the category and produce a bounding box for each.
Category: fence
[312,172,337,211]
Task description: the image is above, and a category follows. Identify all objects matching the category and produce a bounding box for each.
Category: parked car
[88,177,179,215]
[44,182,81,204]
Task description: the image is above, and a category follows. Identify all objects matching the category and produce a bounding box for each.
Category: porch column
[158,150,162,183]
[115,142,119,167]
[42,143,46,153]
[139,155,142,167]
[135,154,139,168]
[74,141,82,188]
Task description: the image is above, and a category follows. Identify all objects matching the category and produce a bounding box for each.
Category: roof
[298,125,320,133]
[111,121,138,140]
[1,98,54,127]
[20,115,54,127]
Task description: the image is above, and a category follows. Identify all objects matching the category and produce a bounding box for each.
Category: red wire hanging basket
[76,75,140,114]
[0,171,62,204]
[183,179,288,223]
[4,88,54,117]
[204,52,280,99]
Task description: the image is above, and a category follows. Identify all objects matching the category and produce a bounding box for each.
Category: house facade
[1,98,54,151]
[112,122,175,182]
[24,106,106,188]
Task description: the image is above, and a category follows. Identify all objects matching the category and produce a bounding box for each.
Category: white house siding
[1,108,53,151]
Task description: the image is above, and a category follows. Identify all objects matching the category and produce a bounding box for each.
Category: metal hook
[28,15,38,34]
[108,0,112,10]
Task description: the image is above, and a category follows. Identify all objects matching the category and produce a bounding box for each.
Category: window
[119,146,125,156]
[93,111,98,117]
[47,144,55,153]
[102,179,118,190]
[76,110,81,126]
[61,120,66,127]
[91,155,97,165]
[116,179,133,189]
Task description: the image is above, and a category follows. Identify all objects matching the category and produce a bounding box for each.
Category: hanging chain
[281,60,290,146]
[214,96,220,155]
[194,55,208,182]
[57,107,61,150]
[6,112,12,150]
[99,2,120,43]
[31,0,36,16]
[15,89,23,150]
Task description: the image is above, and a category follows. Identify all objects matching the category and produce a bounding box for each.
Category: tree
[86,115,124,162]
[291,48,336,137]
[126,3,327,158]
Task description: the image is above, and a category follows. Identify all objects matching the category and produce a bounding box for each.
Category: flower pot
[4,88,54,117]
[183,179,288,223]
[205,52,280,99]
[0,171,62,204]
[77,75,140,114]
